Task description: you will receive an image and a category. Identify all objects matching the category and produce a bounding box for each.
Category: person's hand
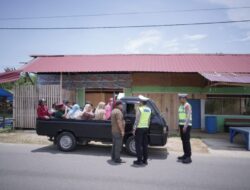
[121,131,125,137]
[44,116,50,119]
[183,126,187,133]
[132,129,136,136]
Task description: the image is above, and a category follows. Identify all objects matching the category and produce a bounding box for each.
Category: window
[205,99,223,115]
[205,96,250,115]
[126,103,136,115]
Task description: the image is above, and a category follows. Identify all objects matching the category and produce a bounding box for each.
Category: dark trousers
[111,132,123,161]
[179,125,192,158]
[135,128,149,162]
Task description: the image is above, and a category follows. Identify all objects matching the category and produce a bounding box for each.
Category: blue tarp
[0,88,13,101]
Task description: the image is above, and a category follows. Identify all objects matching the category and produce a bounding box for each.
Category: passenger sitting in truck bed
[81,104,95,120]
[63,100,72,115]
[54,104,67,119]
[49,103,57,117]
[105,98,113,120]
[66,104,82,119]
[37,99,51,119]
[94,102,106,120]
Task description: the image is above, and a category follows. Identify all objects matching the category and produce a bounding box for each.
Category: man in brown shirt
[111,100,125,163]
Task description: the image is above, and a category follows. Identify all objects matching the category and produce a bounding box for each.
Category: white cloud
[163,37,203,53]
[234,31,250,42]
[163,39,180,52]
[123,31,206,53]
[124,30,161,53]
[207,0,250,29]
[183,34,207,41]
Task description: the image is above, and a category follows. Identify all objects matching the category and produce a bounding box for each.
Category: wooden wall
[133,93,179,130]
[132,72,207,87]
[14,85,61,129]
[13,85,37,129]
[85,92,113,108]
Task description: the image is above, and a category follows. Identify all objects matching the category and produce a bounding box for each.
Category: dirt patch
[0,131,51,145]
[166,137,209,154]
[0,131,209,154]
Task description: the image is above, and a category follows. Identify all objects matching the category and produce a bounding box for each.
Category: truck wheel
[125,136,136,156]
[57,132,76,152]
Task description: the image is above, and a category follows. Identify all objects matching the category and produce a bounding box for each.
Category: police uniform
[178,94,192,163]
[133,96,151,165]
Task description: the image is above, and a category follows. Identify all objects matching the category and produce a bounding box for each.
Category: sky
[0,0,250,71]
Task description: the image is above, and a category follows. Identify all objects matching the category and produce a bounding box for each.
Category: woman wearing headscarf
[66,104,82,119]
[81,104,95,120]
[94,102,106,120]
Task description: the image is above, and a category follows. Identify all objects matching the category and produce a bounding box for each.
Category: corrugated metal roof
[21,54,250,73]
[200,72,250,84]
[0,71,20,84]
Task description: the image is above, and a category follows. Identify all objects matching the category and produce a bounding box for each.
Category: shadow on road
[31,143,169,160]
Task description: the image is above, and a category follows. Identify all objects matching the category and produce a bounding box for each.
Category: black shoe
[182,157,192,164]
[114,159,126,164]
[133,160,143,165]
[177,155,185,160]
[142,160,148,165]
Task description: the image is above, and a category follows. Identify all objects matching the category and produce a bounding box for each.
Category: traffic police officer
[133,95,151,165]
[178,93,192,164]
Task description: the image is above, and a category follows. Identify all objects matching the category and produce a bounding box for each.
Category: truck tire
[125,136,136,156]
[57,132,76,152]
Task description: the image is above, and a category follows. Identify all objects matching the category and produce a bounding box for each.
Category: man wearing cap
[133,95,151,165]
[178,93,193,164]
[111,100,125,163]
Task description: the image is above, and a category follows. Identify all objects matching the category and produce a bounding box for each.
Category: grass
[0,126,13,133]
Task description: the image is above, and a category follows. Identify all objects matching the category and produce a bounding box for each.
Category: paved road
[0,143,250,190]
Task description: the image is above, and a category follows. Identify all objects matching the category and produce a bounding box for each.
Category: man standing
[133,95,151,166]
[177,93,192,164]
[111,101,125,163]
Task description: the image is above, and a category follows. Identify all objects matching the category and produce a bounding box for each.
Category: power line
[0,6,250,20]
[0,19,249,30]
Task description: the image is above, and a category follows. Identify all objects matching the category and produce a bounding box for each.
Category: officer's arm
[133,109,141,130]
[184,105,191,128]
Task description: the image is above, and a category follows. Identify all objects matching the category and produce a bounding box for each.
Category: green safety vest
[138,106,151,128]
[178,103,192,126]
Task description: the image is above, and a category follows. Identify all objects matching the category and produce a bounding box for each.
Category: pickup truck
[36,97,168,155]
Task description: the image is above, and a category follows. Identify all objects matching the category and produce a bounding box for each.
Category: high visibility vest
[178,103,192,126]
[138,106,151,128]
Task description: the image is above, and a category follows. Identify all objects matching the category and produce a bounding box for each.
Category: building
[1,54,250,130]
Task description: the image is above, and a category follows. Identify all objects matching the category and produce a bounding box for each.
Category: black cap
[115,100,122,107]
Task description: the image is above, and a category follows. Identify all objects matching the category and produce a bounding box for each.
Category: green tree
[0,67,37,90]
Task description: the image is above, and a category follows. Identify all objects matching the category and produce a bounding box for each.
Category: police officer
[177,93,192,164]
[133,95,151,165]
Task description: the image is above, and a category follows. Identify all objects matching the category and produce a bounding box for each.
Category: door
[124,102,136,133]
[189,99,201,129]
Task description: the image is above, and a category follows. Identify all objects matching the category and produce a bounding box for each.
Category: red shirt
[37,105,50,119]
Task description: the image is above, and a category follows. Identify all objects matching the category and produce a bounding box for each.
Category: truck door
[147,102,165,145]
[123,102,137,133]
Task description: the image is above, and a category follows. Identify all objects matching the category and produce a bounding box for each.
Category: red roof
[20,54,250,73]
[200,72,250,83]
[0,71,20,84]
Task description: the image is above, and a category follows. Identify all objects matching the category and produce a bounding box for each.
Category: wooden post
[60,72,63,103]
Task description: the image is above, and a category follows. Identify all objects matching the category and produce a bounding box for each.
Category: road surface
[0,143,250,190]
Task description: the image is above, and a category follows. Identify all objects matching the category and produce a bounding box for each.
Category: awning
[0,88,13,101]
[0,71,21,84]
[200,72,250,84]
